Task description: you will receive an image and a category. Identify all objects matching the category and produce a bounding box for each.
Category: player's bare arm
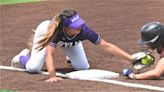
[98,39,133,62]
[45,45,63,82]
[134,58,164,79]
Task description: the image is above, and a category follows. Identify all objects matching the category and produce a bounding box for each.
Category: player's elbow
[152,71,162,79]
[153,73,161,79]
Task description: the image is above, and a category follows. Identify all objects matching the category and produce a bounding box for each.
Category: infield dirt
[0,0,164,92]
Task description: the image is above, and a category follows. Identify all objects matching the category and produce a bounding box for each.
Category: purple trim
[95,35,101,45]
[63,14,85,29]
[49,42,57,48]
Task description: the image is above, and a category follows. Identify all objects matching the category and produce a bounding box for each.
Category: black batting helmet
[138,22,164,49]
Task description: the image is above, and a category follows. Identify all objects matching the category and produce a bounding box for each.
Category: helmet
[138,22,164,49]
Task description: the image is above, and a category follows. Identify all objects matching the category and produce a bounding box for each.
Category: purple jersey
[50,24,101,48]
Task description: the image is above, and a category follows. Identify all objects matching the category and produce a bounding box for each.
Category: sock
[19,55,30,69]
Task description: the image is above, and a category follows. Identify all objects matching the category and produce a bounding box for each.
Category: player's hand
[45,76,63,83]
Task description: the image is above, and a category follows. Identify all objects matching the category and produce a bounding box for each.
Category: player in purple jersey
[11,9,134,82]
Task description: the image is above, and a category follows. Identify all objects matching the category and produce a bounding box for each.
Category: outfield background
[0,0,45,5]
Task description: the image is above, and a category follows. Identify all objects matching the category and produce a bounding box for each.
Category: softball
[141,55,153,65]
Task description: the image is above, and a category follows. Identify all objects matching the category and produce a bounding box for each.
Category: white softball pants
[26,20,89,73]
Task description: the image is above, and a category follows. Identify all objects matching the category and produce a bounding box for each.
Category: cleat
[11,48,30,68]
[65,56,72,66]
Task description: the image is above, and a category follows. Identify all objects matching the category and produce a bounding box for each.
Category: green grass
[0,89,15,92]
[0,0,45,5]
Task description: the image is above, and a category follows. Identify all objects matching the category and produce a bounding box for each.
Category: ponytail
[36,14,61,51]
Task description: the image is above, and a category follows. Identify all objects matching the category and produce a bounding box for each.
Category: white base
[66,69,119,79]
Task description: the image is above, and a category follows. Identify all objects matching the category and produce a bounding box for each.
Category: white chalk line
[0,65,164,91]
[0,65,66,77]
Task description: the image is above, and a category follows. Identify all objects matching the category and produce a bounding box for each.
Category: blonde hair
[27,9,77,51]
[27,14,61,51]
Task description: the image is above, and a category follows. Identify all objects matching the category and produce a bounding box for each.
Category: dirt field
[0,0,164,92]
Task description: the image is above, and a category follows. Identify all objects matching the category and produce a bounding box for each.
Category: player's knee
[80,64,90,70]
[74,64,90,70]
[26,65,41,73]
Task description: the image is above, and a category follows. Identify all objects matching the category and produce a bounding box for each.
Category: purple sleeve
[81,24,101,45]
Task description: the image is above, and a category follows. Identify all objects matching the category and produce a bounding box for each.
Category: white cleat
[11,48,30,68]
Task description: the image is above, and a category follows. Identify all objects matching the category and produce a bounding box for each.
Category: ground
[0,0,164,92]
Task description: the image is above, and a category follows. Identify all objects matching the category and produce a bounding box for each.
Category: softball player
[11,9,133,82]
[126,22,164,79]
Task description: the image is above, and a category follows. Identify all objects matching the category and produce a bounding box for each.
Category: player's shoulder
[36,20,51,30]
[81,24,89,30]
[39,20,51,26]
[80,24,92,34]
